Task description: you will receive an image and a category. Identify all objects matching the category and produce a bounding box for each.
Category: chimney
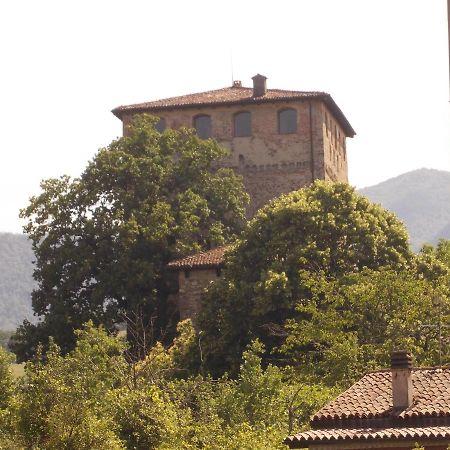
[252,74,267,97]
[391,350,413,411]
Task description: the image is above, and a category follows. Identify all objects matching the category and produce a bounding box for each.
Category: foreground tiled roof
[284,426,450,447]
[285,367,450,448]
[112,85,356,137]
[167,246,229,270]
[312,368,450,422]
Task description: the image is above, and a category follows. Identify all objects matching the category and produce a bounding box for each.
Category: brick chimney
[252,74,267,97]
[391,350,413,411]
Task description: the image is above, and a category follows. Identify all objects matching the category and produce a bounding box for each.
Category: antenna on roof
[230,48,234,85]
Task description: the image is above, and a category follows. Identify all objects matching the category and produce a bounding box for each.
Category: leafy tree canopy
[12,114,248,361]
[2,321,333,449]
[198,181,413,375]
[280,267,449,386]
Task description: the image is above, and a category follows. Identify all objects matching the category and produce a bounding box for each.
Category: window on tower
[278,108,297,134]
[194,115,211,139]
[155,117,166,133]
[234,111,251,137]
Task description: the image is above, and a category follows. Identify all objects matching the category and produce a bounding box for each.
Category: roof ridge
[113,85,328,111]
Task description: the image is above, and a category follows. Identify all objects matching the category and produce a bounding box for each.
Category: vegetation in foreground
[0,322,335,449]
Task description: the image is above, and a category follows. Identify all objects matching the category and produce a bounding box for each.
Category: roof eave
[167,262,223,271]
[111,94,356,137]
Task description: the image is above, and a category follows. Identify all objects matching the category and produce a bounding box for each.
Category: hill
[0,233,35,330]
[358,168,450,251]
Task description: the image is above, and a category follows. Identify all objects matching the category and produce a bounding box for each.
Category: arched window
[155,117,166,133]
[278,108,297,134]
[234,111,251,137]
[194,115,211,139]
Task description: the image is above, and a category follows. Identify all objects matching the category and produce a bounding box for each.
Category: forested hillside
[0,233,35,330]
[359,168,450,250]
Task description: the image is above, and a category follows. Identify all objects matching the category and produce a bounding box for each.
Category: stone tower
[112,75,355,216]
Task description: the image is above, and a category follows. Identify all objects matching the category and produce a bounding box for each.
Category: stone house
[167,246,227,321]
[284,351,450,450]
[112,75,355,321]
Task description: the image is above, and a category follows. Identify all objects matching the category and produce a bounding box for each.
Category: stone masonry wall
[321,103,348,183]
[121,99,348,216]
[177,269,220,321]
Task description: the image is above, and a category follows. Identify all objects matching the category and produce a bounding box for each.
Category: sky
[0,0,449,233]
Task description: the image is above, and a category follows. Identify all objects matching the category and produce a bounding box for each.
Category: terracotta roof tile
[167,246,229,270]
[312,368,450,422]
[284,426,450,446]
[112,84,355,137]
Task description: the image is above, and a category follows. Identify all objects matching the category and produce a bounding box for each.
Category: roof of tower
[112,84,356,137]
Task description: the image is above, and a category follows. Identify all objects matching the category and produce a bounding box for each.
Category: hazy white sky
[1,0,449,233]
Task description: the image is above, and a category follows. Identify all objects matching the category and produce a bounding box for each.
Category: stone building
[166,247,226,321]
[112,74,355,216]
[112,75,355,320]
[285,351,450,450]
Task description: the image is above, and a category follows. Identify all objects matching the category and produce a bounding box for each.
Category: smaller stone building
[167,247,227,321]
[284,351,450,450]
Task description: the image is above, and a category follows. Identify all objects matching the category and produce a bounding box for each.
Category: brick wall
[177,269,220,321]
[121,99,349,216]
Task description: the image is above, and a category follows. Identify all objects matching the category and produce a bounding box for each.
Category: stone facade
[176,268,220,321]
[114,75,354,216]
[167,246,226,321]
[119,100,350,216]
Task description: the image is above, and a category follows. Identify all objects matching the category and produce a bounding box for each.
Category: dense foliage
[0,323,334,449]
[2,166,449,447]
[199,181,414,375]
[280,265,449,385]
[12,114,248,361]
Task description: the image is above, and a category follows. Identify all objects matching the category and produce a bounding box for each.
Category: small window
[234,111,251,137]
[194,115,211,139]
[278,109,297,134]
[155,117,166,133]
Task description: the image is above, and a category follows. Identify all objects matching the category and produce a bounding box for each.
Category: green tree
[280,267,446,386]
[12,114,248,361]
[0,346,16,447]
[199,181,412,375]
[3,320,334,449]
[15,323,126,449]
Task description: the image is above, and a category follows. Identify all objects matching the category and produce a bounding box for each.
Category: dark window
[278,109,297,134]
[155,117,166,133]
[234,111,251,137]
[194,115,211,139]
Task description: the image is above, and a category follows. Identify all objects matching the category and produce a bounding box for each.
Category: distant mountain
[0,233,35,330]
[358,169,450,251]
